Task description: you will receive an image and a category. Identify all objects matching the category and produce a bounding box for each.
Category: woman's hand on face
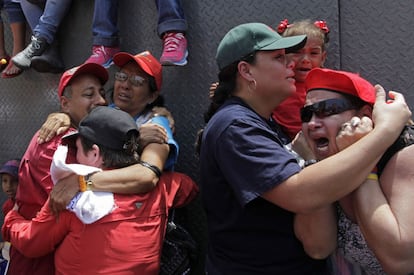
[372,85,411,137]
[336,116,373,151]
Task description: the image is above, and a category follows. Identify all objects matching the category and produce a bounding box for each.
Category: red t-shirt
[10,129,76,275]
[272,82,306,140]
[2,198,14,216]
[3,171,198,275]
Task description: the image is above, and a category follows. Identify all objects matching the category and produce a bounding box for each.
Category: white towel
[50,146,115,224]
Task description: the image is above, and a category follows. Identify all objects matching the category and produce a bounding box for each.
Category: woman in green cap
[197,22,411,274]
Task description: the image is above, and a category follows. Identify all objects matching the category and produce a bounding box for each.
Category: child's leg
[1,0,25,77]
[1,20,25,78]
[10,21,25,55]
[0,21,8,58]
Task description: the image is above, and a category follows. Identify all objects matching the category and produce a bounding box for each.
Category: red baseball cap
[113,51,162,91]
[58,63,109,98]
[305,68,376,104]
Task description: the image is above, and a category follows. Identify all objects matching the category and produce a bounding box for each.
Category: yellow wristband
[366,173,378,181]
[79,175,87,192]
[84,173,95,191]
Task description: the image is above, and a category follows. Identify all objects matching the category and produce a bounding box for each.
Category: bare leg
[10,21,26,55]
[0,22,8,59]
[1,21,25,77]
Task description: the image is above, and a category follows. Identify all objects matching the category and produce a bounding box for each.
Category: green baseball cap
[216,22,307,70]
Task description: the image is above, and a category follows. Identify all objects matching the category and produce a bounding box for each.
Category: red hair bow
[277,19,291,34]
[314,20,330,34]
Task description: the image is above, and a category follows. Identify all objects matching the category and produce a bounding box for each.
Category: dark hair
[195,53,257,155]
[79,134,140,169]
[148,76,158,93]
[340,92,368,110]
[62,86,73,98]
[204,53,256,124]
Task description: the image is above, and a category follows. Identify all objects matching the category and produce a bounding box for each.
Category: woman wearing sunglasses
[298,68,414,274]
[198,22,411,274]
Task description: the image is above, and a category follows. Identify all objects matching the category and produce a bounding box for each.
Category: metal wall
[0,0,413,273]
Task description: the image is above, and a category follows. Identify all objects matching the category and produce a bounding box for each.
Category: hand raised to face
[336,116,373,151]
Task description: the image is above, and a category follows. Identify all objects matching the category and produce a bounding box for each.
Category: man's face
[75,138,94,166]
[61,74,106,127]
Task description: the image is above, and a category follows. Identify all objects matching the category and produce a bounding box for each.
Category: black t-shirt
[200,97,327,274]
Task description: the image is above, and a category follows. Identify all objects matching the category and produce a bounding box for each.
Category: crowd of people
[0,1,413,275]
[0,0,189,78]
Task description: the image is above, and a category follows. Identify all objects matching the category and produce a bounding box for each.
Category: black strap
[139,161,162,178]
[377,125,414,176]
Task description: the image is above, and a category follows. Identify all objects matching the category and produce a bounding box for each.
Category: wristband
[304,159,318,167]
[366,173,378,181]
[139,161,162,178]
[79,175,87,192]
[84,173,95,191]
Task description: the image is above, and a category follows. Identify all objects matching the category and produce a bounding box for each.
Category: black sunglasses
[300,98,356,123]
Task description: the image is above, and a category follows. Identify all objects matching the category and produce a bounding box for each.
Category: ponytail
[195,53,257,155]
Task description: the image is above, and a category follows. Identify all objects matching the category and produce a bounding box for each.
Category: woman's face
[287,36,327,83]
[113,61,158,117]
[250,49,296,103]
[302,90,358,160]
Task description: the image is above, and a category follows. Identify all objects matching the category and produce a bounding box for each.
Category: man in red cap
[44,51,178,211]
[2,106,198,274]
[9,52,186,274]
[8,63,108,275]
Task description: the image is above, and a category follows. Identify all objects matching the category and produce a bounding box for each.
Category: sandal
[0,55,10,71]
[1,60,23,79]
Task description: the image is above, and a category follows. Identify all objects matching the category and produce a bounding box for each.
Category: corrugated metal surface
[0,0,412,273]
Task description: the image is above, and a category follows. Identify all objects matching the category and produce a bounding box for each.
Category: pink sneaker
[160,32,188,66]
[85,45,120,68]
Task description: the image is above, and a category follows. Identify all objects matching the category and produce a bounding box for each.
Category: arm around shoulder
[90,142,169,194]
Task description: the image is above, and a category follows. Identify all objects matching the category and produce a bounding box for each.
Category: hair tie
[277,19,292,34]
[314,20,330,34]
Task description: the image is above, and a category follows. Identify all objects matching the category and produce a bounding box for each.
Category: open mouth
[316,137,329,148]
[117,92,130,101]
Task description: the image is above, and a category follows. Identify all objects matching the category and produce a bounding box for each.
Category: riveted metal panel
[340,0,414,106]
[0,0,412,273]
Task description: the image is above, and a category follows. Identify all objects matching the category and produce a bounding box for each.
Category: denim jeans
[20,0,72,44]
[92,0,187,47]
[155,0,187,37]
[2,0,25,23]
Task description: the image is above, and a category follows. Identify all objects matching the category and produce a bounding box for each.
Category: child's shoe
[85,45,120,68]
[160,32,188,66]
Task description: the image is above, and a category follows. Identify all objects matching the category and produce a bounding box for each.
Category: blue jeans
[2,0,25,23]
[20,0,72,44]
[92,0,187,47]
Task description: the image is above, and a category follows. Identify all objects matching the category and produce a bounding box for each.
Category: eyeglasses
[115,71,147,87]
[300,98,356,122]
